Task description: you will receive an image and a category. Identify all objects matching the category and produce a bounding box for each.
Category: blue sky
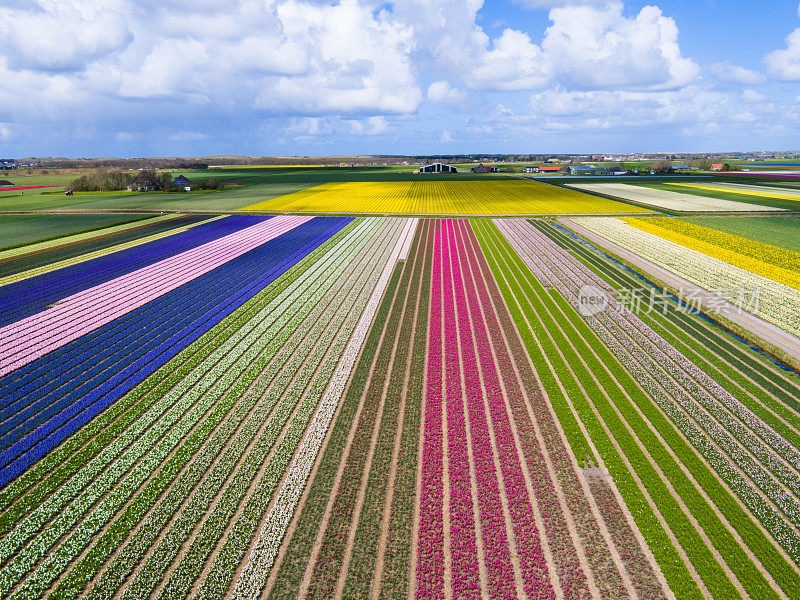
[1,0,800,157]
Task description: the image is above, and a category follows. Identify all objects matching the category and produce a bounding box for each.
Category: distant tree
[649,160,674,174]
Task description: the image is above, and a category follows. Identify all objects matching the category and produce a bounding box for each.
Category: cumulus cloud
[709,61,767,86]
[427,81,467,104]
[765,25,800,80]
[541,2,699,90]
[0,1,132,72]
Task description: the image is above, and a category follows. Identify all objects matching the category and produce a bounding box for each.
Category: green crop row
[16,220,382,600]
[475,219,757,600]
[484,219,800,600]
[264,226,416,599]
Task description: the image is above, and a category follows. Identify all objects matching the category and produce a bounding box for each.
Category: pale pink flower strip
[0,215,312,376]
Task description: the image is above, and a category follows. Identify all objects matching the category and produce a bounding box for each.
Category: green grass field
[679,215,800,252]
[0,168,512,212]
[0,213,144,249]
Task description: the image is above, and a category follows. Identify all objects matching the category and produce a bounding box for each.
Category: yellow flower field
[242,180,650,214]
[667,182,800,202]
[625,217,800,290]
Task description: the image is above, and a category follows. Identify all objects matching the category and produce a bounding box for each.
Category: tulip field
[2,207,800,600]
[243,180,649,214]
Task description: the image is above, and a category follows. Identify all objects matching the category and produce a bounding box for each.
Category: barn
[419,162,457,173]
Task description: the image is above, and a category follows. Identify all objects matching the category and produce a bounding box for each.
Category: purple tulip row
[417,219,555,600]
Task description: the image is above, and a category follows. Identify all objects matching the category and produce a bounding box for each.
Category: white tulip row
[498,219,800,559]
[110,220,398,600]
[573,217,800,337]
[2,219,383,599]
[231,218,419,600]
[567,183,782,212]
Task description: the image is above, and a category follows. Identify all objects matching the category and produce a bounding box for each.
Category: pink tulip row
[458,220,598,599]
[417,219,556,599]
[0,215,312,377]
[418,219,445,599]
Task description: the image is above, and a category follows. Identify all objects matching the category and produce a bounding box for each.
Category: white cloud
[441,129,454,143]
[709,61,767,86]
[741,89,768,103]
[427,81,467,104]
[765,26,800,80]
[347,116,390,135]
[541,2,699,90]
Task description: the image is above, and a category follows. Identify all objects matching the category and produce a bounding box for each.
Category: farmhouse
[470,163,498,173]
[126,171,163,192]
[172,175,192,190]
[537,165,565,173]
[419,162,457,173]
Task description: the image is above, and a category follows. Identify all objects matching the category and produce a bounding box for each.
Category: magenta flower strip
[441,219,482,599]
[445,218,516,599]
[417,221,445,600]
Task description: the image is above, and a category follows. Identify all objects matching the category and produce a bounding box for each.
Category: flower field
[573,216,800,337]
[242,180,649,214]
[624,217,800,290]
[568,182,783,212]
[668,182,800,201]
[1,211,800,600]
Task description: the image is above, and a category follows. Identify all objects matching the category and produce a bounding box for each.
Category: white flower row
[567,183,783,212]
[573,217,800,337]
[498,219,800,558]
[2,219,383,597]
[231,217,418,600]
